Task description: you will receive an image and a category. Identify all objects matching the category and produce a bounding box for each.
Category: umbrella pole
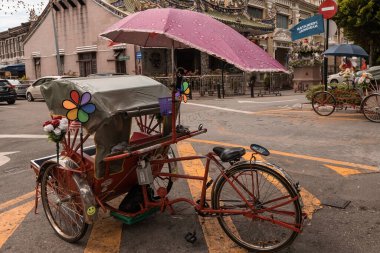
[171,41,176,143]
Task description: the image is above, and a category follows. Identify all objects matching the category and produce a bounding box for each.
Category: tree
[334,0,380,65]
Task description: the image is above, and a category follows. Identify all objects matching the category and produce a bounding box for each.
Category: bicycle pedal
[185,231,197,244]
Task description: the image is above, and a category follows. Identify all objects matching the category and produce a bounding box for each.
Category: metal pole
[323,19,330,91]
[221,63,225,98]
[51,8,62,75]
[171,41,176,142]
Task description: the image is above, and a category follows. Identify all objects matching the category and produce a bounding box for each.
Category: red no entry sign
[318,0,338,19]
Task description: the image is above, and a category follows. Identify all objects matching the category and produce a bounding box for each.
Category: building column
[264,0,275,57]
[292,3,300,25]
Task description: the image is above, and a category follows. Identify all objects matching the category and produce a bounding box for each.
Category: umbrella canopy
[324,44,368,58]
[100,8,286,73]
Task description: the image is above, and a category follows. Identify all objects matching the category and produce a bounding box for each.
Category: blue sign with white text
[136,51,142,60]
[290,14,324,41]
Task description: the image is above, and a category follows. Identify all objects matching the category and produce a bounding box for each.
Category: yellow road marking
[243,152,321,219]
[299,188,322,219]
[324,164,361,177]
[177,142,246,253]
[0,191,35,212]
[84,198,123,253]
[0,200,34,248]
[188,139,378,171]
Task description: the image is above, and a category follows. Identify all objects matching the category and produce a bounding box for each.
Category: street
[1,93,380,253]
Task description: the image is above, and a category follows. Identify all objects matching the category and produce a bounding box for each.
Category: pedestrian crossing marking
[0,200,34,248]
[177,142,246,253]
[324,164,361,177]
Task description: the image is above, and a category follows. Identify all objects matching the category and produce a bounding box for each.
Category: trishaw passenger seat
[213,147,246,162]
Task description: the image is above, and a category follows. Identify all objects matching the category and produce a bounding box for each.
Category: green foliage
[306,84,362,105]
[334,0,380,64]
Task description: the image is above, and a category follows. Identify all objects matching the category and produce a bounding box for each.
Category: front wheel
[211,164,302,252]
[26,93,34,102]
[7,99,15,104]
[362,94,380,123]
[41,164,88,242]
[312,91,336,116]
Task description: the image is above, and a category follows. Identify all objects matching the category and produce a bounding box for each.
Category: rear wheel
[27,93,34,102]
[362,94,380,123]
[41,164,88,242]
[211,164,302,252]
[7,99,15,104]
[312,91,336,116]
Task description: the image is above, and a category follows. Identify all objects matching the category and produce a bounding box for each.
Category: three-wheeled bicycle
[31,74,306,252]
[311,73,380,122]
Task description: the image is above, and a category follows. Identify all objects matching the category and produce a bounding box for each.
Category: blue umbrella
[324,44,368,58]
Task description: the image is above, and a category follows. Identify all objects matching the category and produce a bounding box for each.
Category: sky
[0,0,49,32]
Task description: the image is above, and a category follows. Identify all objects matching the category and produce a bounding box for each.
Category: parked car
[26,76,76,102]
[7,79,31,99]
[0,79,17,104]
[87,73,126,77]
[328,66,380,84]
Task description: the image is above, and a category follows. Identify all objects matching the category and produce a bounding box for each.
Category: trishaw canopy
[41,75,171,134]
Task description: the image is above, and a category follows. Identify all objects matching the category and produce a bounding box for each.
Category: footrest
[111,207,159,225]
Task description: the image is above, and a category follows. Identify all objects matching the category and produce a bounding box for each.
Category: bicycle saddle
[213,146,246,162]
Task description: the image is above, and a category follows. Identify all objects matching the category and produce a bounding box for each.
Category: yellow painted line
[0,191,35,212]
[324,164,361,177]
[243,152,321,219]
[188,139,378,171]
[177,142,246,253]
[0,200,34,248]
[84,199,123,253]
[299,188,322,219]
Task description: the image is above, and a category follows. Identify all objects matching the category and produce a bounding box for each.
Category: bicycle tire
[312,91,336,116]
[41,164,88,242]
[362,93,380,123]
[211,163,302,252]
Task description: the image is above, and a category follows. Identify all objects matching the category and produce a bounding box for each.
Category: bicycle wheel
[151,147,176,199]
[362,94,380,123]
[41,164,88,242]
[211,164,302,252]
[312,91,336,116]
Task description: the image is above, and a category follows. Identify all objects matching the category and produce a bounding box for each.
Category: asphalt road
[0,93,379,253]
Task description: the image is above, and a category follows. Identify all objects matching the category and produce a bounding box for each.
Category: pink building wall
[24,1,136,79]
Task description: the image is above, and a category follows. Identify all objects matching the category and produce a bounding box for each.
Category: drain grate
[322,198,351,209]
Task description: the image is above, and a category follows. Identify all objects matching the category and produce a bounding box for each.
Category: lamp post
[51,3,62,75]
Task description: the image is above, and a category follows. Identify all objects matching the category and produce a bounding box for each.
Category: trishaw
[311,74,380,122]
[31,74,305,252]
[312,44,380,122]
[31,7,307,252]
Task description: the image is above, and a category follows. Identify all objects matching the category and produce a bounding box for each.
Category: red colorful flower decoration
[43,116,68,143]
[62,90,96,123]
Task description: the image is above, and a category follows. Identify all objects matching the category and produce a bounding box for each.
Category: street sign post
[319,0,338,91]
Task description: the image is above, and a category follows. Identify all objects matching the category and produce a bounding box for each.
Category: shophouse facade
[23,0,136,79]
[0,22,32,67]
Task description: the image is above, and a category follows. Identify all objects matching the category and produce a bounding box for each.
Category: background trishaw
[311,44,380,122]
[31,8,306,252]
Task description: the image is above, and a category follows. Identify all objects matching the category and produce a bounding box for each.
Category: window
[247,7,263,19]
[34,58,41,79]
[276,14,289,29]
[114,50,127,74]
[78,52,97,77]
[59,55,65,74]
